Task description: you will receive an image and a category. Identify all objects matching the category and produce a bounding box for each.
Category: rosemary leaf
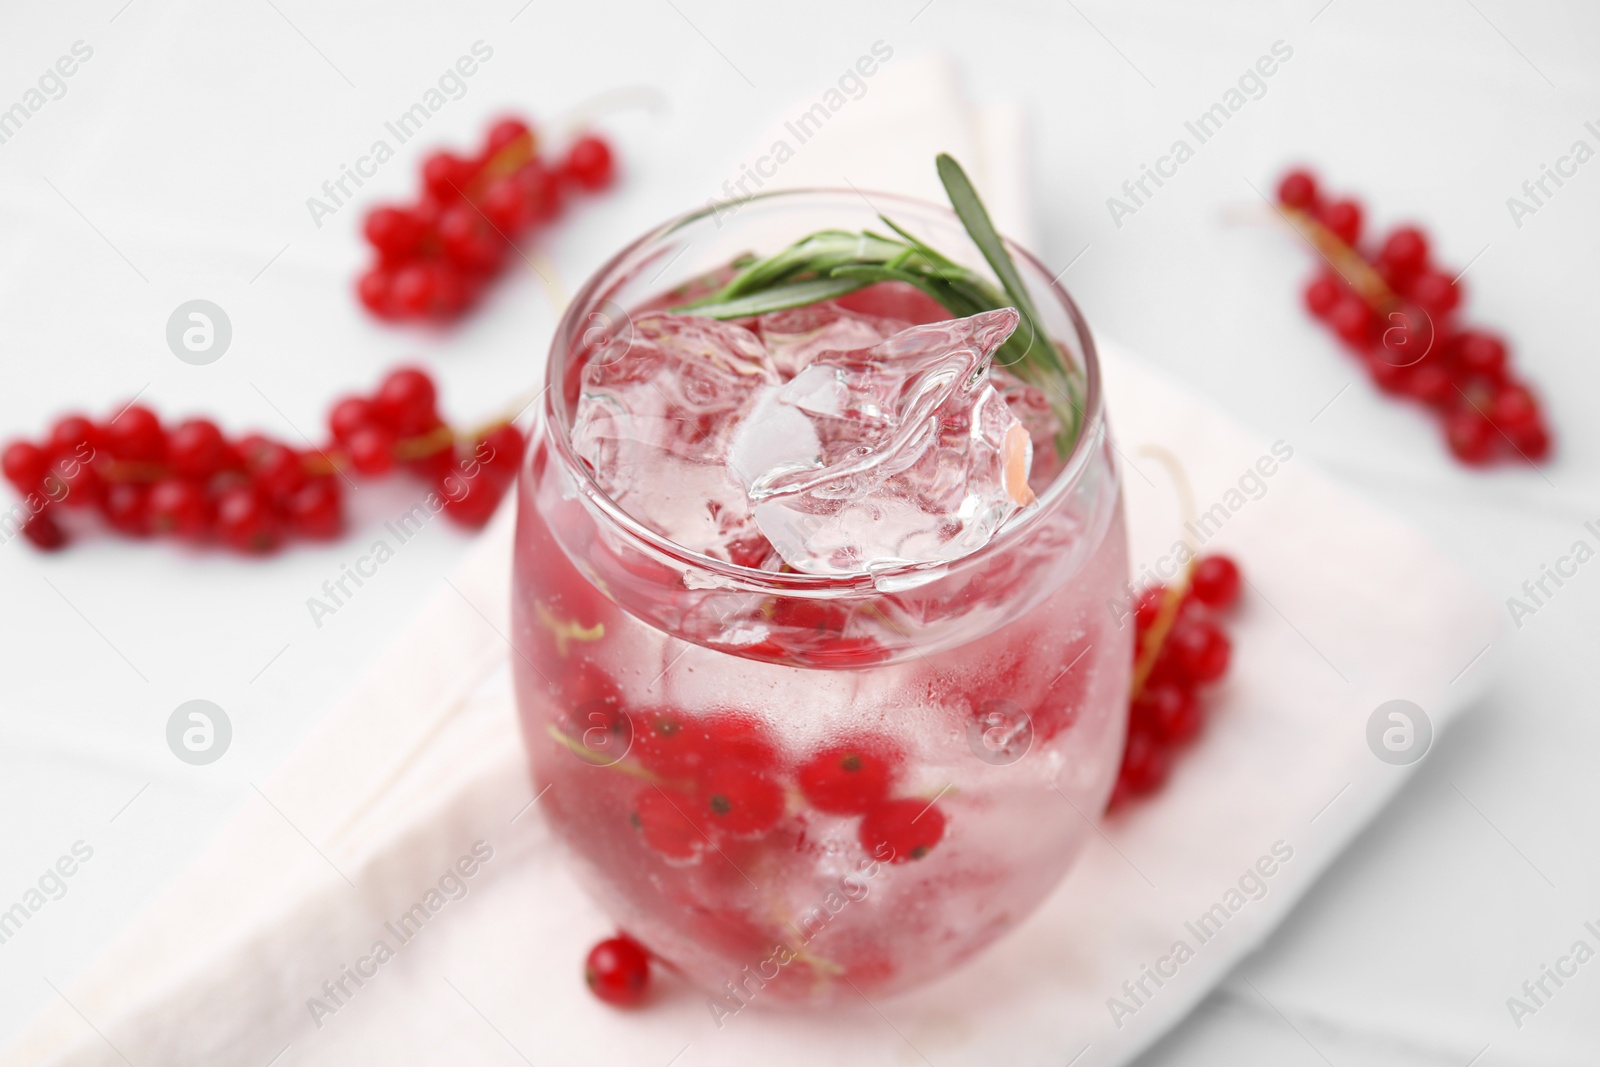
[686,276,871,320]
[934,154,1045,327]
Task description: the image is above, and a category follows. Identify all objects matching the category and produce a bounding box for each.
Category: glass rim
[540,186,1106,596]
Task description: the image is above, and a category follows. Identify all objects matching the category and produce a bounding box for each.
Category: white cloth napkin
[3,55,1500,1067]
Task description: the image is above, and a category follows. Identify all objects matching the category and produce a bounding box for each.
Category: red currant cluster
[569,695,943,1007]
[2,367,523,553]
[1110,554,1240,809]
[357,117,616,321]
[1277,168,1551,465]
[610,709,942,866]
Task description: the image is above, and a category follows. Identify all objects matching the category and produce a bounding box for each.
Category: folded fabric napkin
[4,54,1500,1067]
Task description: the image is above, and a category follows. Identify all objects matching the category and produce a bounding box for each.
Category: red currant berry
[1303,274,1342,318]
[101,481,151,537]
[798,738,898,814]
[859,797,946,863]
[1402,363,1454,407]
[363,207,425,261]
[104,404,165,462]
[357,267,398,318]
[48,415,100,460]
[1134,585,1169,632]
[1376,303,1435,368]
[1379,226,1430,275]
[1276,169,1318,210]
[328,396,378,443]
[412,194,447,229]
[562,135,615,191]
[396,262,471,317]
[1329,296,1374,346]
[439,203,505,273]
[1445,407,1496,465]
[1453,331,1507,380]
[1509,420,1551,461]
[516,159,563,224]
[435,264,474,315]
[168,419,228,480]
[1189,555,1241,609]
[1114,729,1171,799]
[1167,619,1231,684]
[1410,270,1460,316]
[474,423,526,480]
[287,477,343,540]
[421,150,475,201]
[242,440,306,501]
[482,177,528,233]
[628,788,703,861]
[3,440,48,492]
[632,714,706,779]
[698,765,785,836]
[21,509,67,551]
[148,478,211,540]
[485,117,533,155]
[701,713,780,770]
[1134,682,1202,746]
[374,367,438,435]
[1490,384,1539,432]
[348,424,398,475]
[1319,198,1362,244]
[215,486,281,554]
[390,262,440,317]
[584,935,651,1007]
[53,455,103,509]
[1368,356,1412,395]
[437,462,509,527]
[769,598,850,634]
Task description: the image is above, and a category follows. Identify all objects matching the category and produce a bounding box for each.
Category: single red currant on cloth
[356,116,618,323]
[1110,553,1244,812]
[584,934,651,1007]
[2,365,525,552]
[1273,166,1551,466]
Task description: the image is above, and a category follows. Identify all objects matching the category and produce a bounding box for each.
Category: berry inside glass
[512,184,1130,1005]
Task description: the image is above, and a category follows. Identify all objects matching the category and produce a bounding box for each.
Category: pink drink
[512,191,1129,1005]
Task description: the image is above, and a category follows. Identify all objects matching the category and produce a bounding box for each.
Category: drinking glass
[512,190,1130,1005]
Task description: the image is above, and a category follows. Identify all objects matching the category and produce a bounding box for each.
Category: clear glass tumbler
[511,190,1129,1007]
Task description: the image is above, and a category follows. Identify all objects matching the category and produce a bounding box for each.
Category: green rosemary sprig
[675,154,1083,455]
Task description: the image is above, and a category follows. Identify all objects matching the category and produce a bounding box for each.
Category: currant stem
[463,134,538,202]
[1279,206,1401,314]
[545,724,661,780]
[1132,562,1196,701]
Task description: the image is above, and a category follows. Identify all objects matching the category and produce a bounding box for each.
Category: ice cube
[572,312,778,563]
[743,308,1037,576]
[752,301,912,379]
[725,386,820,491]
